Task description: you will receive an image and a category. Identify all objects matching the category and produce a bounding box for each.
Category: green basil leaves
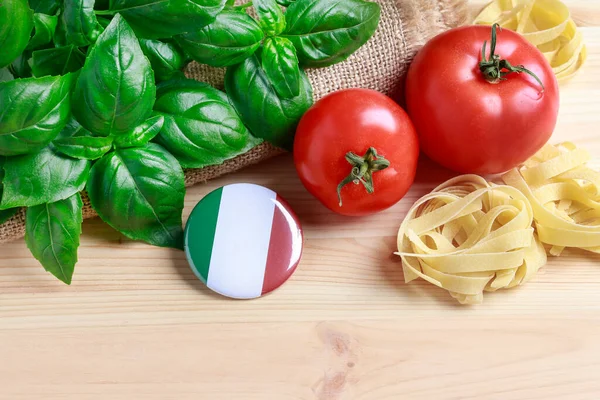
[25,193,83,284]
[29,0,60,15]
[262,37,301,99]
[282,0,381,67]
[154,79,262,168]
[0,68,13,82]
[139,39,185,82]
[175,10,263,68]
[0,0,33,68]
[225,55,312,150]
[60,0,103,47]
[253,0,286,37]
[109,0,227,39]
[87,144,185,249]
[219,0,380,148]
[0,208,19,225]
[0,0,381,284]
[0,157,18,224]
[9,51,33,78]
[27,13,58,50]
[0,74,74,156]
[72,14,155,137]
[114,115,164,149]
[0,146,90,209]
[53,118,114,160]
[31,45,86,77]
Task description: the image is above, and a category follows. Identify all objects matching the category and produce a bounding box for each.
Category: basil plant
[0,0,380,284]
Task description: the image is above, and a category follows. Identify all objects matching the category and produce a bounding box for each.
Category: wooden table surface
[2,2,600,399]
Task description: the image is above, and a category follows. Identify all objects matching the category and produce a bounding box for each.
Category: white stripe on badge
[206,183,277,299]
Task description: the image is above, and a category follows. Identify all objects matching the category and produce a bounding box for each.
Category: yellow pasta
[474,0,587,82]
[502,142,600,256]
[396,175,547,305]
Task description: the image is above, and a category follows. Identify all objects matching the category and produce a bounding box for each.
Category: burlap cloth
[0,0,467,244]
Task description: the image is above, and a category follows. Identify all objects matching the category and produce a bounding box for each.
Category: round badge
[184,183,303,299]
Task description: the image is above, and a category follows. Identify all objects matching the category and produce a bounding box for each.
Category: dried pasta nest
[396,175,547,305]
[503,142,600,256]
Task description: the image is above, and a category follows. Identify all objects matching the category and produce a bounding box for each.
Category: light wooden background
[2,1,600,399]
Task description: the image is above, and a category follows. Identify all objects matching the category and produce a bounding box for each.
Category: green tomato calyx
[336,147,390,207]
[479,23,545,92]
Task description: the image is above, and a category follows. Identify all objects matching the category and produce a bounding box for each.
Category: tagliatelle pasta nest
[396,175,547,305]
[474,0,587,82]
[503,142,600,256]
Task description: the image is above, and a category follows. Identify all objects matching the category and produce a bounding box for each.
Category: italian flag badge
[184,183,303,299]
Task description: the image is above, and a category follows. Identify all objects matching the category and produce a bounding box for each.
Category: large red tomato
[406,25,559,174]
[293,89,419,217]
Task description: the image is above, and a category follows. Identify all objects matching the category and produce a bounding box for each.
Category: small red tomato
[293,88,419,216]
[406,24,559,174]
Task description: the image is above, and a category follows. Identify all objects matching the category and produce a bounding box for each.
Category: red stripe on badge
[262,195,303,295]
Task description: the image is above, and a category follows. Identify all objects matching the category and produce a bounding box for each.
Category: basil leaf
[0,74,74,156]
[60,0,102,47]
[31,45,86,77]
[26,13,58,50]
[225,54,312,150]
[0,0,33,68]
[174,10,263,68]
[138,39,184,82]
[0,155,5,191]
[53,9,67,46]
[53,118,113,160]
[29,0,60,15]
[282,0,380,68]
[0,68,14,82]
[1,146,90,209]
[54,135,112,160]
[0,157,18,224]
[276,0,295,5]
[95,0,110,9]
[87,143,185,249]
[114,115,164,148]
[153,79,262,168]
[25,193,83,284]
[109,0,227,39]
[9,51,33,78]
[164,38,194,66]
[253,0,285,37]
[262,37,300,99]
[72,14,155,137]
[0,208,18,225]
[97,16,112,30]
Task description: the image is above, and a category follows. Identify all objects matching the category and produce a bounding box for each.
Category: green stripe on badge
[185,186,223,284]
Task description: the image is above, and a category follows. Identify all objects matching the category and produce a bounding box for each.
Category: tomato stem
[480,24,545,91]
[337,147,390,207]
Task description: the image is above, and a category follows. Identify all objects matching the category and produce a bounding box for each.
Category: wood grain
[2,2,600,399]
